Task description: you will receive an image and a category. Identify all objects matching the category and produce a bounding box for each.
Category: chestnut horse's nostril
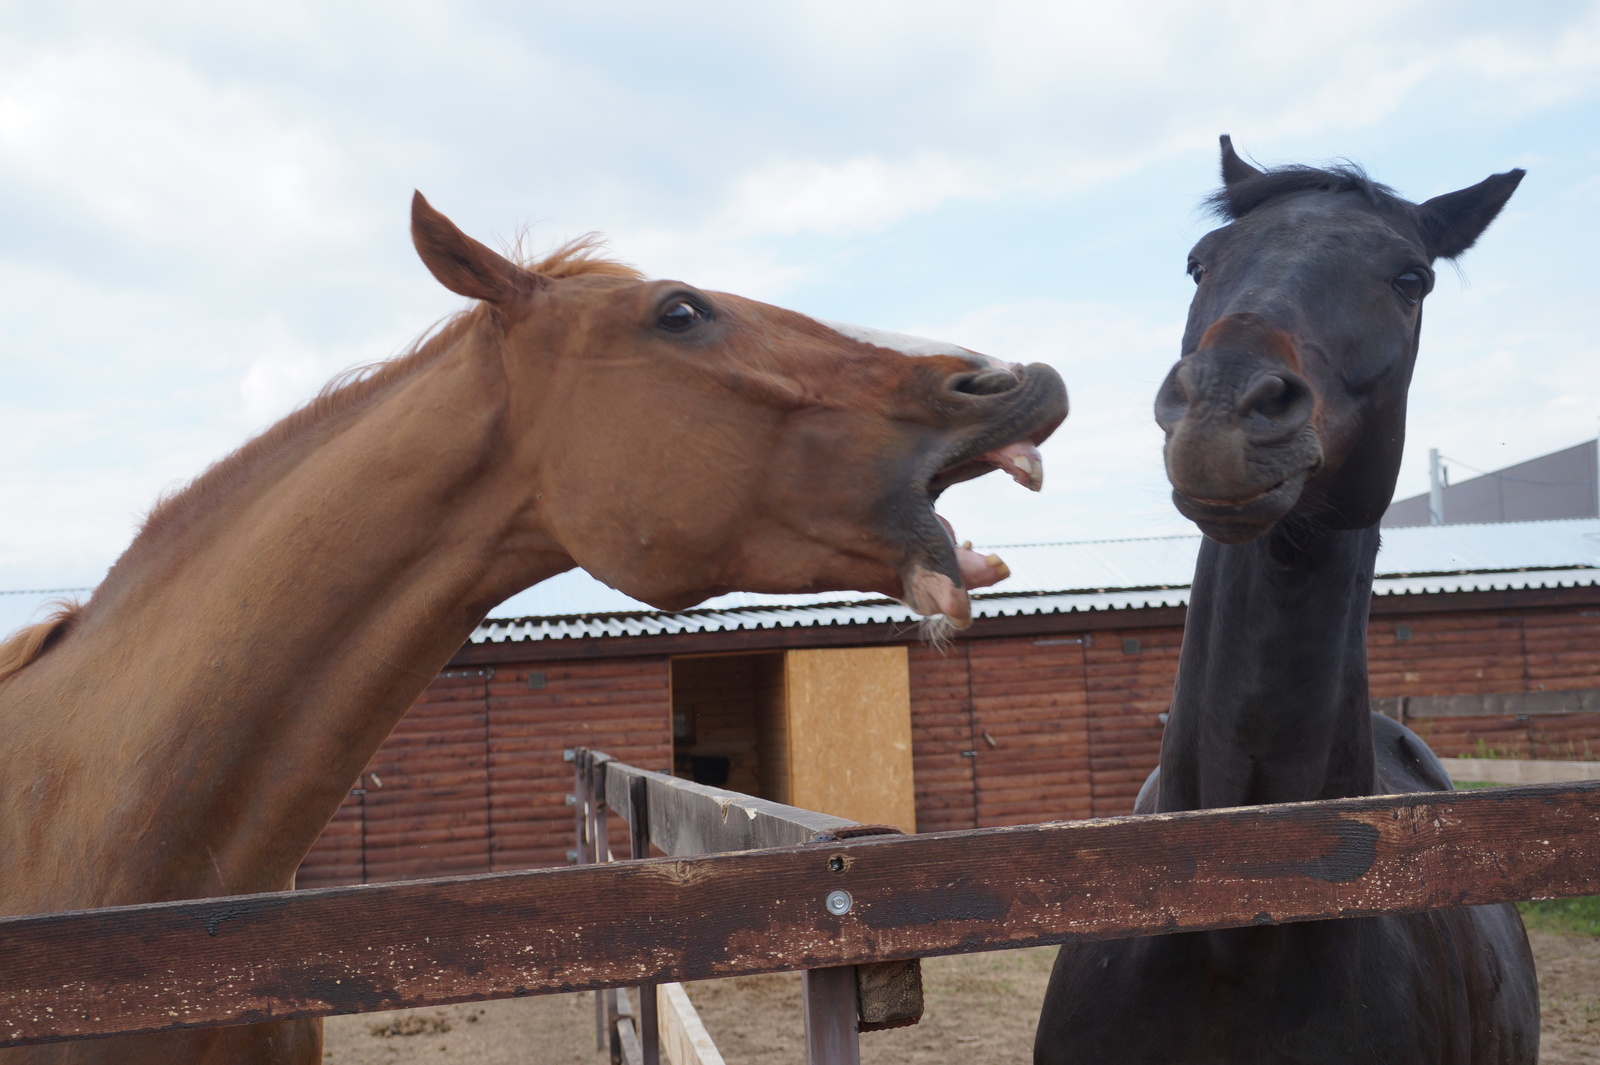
[949,369,1019,396]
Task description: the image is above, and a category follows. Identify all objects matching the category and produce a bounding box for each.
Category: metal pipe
[1428,448,1444,526]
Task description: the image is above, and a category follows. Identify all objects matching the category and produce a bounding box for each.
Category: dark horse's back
[1034,714,1539,1065]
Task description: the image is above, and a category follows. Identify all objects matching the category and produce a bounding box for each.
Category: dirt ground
[324,932,1598,1064]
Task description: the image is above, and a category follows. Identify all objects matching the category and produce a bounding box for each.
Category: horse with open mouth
[0,193,1065,1065]
[1035,138,1535,1064]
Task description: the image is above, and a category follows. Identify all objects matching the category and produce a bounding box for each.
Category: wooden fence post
[629,775,660,1065]
[585,751,620,1061]
[802,966,860,1065]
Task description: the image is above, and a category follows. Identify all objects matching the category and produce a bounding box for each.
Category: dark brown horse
[1035,139,1536,1064]
[0,194,1065,1064]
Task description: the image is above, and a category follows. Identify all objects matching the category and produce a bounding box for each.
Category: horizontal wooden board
[1440,757,1600,784]
[1395,687,1600,719]
[6,781,1600,1046]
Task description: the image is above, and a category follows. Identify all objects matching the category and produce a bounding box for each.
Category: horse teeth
[980,442,1045,492]
[961,540,973,551]
[985,554,1011,580]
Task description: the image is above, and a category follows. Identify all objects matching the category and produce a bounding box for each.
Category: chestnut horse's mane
[0,236,642,683]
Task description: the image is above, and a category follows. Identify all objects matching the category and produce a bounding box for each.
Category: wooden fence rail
[4,779,1600,1048]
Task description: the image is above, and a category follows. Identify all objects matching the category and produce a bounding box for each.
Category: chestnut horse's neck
[1155,525,1379,813]
[0,322,566,913]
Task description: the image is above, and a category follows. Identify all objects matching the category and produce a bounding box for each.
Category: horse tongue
[982,441,1044,491]
[934,514,1012,592]
[957,540,1011,589]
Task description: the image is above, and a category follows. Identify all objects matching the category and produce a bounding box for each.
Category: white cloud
[724,154,987,238]
[2,0,1599,599]
[0,36,371,261]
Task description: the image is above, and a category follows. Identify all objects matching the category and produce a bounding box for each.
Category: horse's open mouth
[900,439,1049,627]
[889,359,1066,627]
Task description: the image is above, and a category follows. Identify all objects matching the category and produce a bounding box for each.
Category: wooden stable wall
[1370,605,1600,761]
[299,597,1600,888]
[907,625,1182,833]
[299,656,671,889]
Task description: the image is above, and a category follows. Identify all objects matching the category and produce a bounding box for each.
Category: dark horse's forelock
[1205,163,1410,221]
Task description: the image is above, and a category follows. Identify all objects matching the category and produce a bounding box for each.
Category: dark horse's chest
[1039,907,1531,1065]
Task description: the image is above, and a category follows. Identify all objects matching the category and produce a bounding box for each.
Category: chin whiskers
[916,613,958,651]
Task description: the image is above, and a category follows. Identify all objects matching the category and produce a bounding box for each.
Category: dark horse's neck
[1156,524,1379,813]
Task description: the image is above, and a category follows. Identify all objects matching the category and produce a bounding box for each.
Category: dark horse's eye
[658,299,710,332]
[1392,269,1430,306]
[1187,260,1205,285]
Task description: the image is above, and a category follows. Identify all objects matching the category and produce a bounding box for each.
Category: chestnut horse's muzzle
[897,360,1068,624]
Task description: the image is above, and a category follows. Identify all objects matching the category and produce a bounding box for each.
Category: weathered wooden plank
[601,760,855,854]
[657,983,724,1065]
[1441,757,1600,784]
[616,1004,644,1065]
[5,781,1600,1046]
[1402,686,1600,718]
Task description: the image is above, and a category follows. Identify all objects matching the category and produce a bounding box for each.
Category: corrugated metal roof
[470,518,1600,644]
[4,519,1593,645]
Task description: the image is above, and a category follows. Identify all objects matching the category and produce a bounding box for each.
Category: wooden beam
[1442,758,1600,784]
[854,960,922,1032]
[5,781,1600,1046]
[1399,687,1600,719]
[601,760,855,854]
[657,984,724,1065]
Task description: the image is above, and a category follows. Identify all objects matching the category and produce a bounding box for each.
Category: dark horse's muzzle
[1155,312,1323,541]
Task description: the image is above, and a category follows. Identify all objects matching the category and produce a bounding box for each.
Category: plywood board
[784,647,916,833]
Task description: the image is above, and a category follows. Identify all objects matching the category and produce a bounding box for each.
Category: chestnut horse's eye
[1187,260,1205,285]
[658,299,710,332]
[1392,269,1430,306]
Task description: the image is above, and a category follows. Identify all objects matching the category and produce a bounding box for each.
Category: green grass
[1517,895,1600,937]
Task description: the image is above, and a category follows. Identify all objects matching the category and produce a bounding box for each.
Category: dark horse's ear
[1219,135,1262,187]
[1415,169,1525,261]
[411,191,541,304]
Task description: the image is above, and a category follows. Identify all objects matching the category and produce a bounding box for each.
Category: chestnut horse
[1035,140,1535,1063]
[0,194,1066,1065]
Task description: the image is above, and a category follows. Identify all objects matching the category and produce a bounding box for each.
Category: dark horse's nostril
[1154,364,1191,430]
[949,369,1019,396]
[1238,372,1311,425]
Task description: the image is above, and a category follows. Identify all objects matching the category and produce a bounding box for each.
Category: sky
[3,1,1599,630]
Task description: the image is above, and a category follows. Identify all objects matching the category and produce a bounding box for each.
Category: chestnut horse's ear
[1220,135,1262,187]
[411,191,540,304]
[1415,169,1525,261]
